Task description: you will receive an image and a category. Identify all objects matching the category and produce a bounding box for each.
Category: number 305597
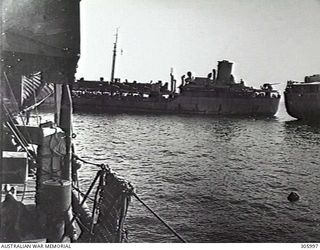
[301,244,318,248]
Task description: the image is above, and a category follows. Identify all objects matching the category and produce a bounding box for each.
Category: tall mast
[110,28,119,83]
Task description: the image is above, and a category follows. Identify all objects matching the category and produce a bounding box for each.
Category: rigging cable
[130,189,187,243]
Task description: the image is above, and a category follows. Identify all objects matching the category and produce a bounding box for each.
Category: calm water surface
[72,102,320,243]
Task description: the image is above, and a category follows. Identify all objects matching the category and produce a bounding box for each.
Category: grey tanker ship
[72,60,281,116]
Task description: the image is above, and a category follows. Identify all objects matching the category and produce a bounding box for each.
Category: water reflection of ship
[285,74,320,121]
[73,59,281,116]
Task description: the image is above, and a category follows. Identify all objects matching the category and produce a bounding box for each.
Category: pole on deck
[59,84,73,181]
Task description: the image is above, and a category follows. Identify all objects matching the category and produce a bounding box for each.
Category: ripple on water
[73,105,320,242]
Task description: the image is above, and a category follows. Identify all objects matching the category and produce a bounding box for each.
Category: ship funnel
[217,60,233,83]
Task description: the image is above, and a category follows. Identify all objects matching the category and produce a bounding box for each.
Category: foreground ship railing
[71,155,187,243]
[68,160,132,243]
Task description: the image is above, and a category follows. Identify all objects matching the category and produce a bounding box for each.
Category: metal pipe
[89,171,104,236]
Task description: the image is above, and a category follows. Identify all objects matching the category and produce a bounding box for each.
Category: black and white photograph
[0,0,320,248]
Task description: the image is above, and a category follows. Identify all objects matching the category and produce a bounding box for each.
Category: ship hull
[284,91,320,120]
[73,95,280,117]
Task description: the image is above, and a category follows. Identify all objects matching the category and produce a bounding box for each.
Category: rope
[72,185,95,203]
[131,190,187,243]
[75,215,91,233]
[73,154,107,169]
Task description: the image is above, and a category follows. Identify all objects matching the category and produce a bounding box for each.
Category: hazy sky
[76,0,320,93]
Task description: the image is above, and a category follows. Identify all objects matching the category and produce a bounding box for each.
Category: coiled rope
[73,154,187,243]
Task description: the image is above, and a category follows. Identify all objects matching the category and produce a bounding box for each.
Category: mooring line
[131,191,187,243]
[73,154,107,169]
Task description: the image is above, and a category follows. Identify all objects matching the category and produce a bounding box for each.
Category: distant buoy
[288,191,300,202]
